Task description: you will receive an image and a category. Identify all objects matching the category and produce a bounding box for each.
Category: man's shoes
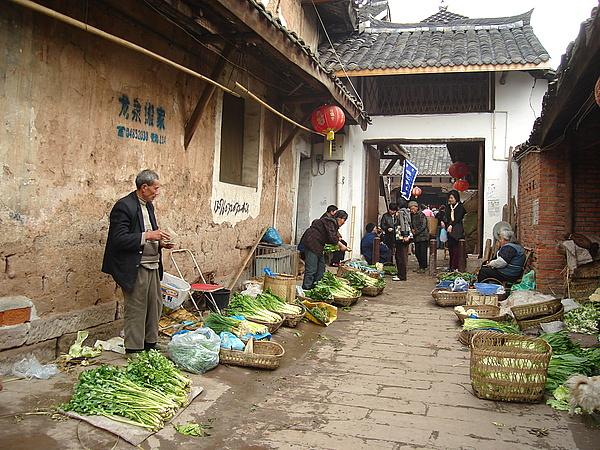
[392,276,401,281]
[125,348,142,354]
[144,342,157,351]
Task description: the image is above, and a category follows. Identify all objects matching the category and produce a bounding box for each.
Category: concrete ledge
[0,339,57,374]
[57,319,125,355]
[26,301,118,345]
[0,296,33,312]
[0,323,30,351]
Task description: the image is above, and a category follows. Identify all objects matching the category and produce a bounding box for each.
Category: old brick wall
[517,145,569,294]
[0,3,295,318]
[573,142,600,234]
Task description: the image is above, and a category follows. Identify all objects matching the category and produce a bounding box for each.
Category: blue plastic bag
[439,228,448,243]
[262,227,283,246]
[450,277,469,292]
[219,332,244,351]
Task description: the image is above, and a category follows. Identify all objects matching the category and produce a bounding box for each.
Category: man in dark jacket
[300,210,348,289]
[409,201,429,272]
[102,170,172,353]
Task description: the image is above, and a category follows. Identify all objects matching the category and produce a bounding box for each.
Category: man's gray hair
[135,169,159,189]
[499,229,514,242]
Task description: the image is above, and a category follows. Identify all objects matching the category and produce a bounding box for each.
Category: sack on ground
[511,270,535,291]
[168,327,220,374]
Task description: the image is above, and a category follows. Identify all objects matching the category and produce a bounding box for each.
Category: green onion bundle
[463,318,520,334]
[203,313,268,337]
[255,290,303,316]
[307,272,360,299]
[226,293,283,323]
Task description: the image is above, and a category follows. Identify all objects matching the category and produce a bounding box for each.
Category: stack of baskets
[510,299,564,330]
[431,289,468,307]
[470,331,552,402]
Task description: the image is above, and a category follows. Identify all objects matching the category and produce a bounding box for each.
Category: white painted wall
[301,71,547,255]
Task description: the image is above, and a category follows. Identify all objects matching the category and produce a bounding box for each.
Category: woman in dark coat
[443,190,466,271]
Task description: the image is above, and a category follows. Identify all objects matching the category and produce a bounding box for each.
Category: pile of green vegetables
[309,305,330,323]
[304,272,360,301]
[62,350,191,431]
[563,303,600,335]
[203,313,268,337]
[254,290,304,316]
[343,271,385,290]
[324,244,341,254]
[437,271,476,283]
[463,318,520,334]
[226,293,283,324]
[541,331,600,392]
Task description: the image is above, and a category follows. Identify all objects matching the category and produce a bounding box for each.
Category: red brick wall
[517,145,569,294]
[573,143,600,234]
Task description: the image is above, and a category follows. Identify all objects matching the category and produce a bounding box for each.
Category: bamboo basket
[332,295,360,307]
[454,305,504,323]
[510,299,562,321]
[458,329,477,346]
[337,265,380,279]
[466,289,499,306]
[264,274,297,304]
[516,306,565,331]
[470,331,552,403]
[431,289,467,307]
[282,311,305,328]
[219,341,284,370]
[362,286,384,297]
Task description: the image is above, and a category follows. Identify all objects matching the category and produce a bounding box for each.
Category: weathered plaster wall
[0,4,294,316]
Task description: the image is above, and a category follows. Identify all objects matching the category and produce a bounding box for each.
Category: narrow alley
[2,268,599,450]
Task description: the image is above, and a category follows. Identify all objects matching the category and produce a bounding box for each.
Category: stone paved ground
[1,264,600,449]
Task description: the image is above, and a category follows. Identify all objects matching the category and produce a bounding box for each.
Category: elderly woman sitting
[477,229,526,283]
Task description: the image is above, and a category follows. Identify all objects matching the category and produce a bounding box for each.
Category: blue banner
[400,160,418,200]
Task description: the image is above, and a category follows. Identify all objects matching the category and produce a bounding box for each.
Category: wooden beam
[381,159,397,175]
[184,44,234,149]
[274,126,301,162]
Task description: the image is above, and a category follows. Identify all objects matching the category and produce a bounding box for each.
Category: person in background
[102,169,173,354]
[321,204,338,219]
[477,229,525,282]
[421,204,434,218]
[300,210,348,289]
[380,203,399,263]
[409,201,429,273]
[389,200,411,281]
[360,223,389,265]
[443,190,466,271]
[435,205,446,249]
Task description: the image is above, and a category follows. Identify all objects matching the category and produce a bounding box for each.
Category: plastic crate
[160,272,191,310]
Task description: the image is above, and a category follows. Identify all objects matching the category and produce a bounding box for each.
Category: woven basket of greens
[470,331,552,403]
[431,289,467,307]
[516,306,564,331]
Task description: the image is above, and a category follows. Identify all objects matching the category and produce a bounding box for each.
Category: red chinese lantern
[453,179,470,192]
[448,162,469,179]
[311,104,346,156]
[412,186,422,198]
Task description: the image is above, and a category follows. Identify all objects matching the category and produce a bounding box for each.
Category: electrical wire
[311,0,364,106]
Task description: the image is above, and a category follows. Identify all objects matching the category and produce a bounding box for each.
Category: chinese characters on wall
[116,94,167,145]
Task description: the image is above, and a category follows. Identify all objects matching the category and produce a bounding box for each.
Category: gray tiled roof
[356,0,390,23]
[423,8,467,24]
[320,9,550,72]
[381,145,452,177]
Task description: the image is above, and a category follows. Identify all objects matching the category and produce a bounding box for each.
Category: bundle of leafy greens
[343,271,385,289]
[564,303,600,334]
[547,385,582,414]
[545,354,594,391]
[62,352,191,431]
[324,244,340,254]
[305,273,360,300]
[310,306,330,323]
[462,318,520,334]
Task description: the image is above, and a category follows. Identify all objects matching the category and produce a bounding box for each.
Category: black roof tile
[320,9,550,71]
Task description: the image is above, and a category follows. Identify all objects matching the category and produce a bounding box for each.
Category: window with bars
[361,73,493,115]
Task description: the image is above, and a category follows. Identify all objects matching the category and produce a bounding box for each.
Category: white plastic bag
[12,355,59,380]
[167,327,220,374]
